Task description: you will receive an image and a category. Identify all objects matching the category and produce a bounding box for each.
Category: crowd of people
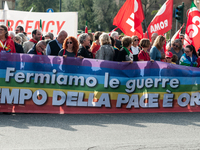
[0,24,199,68]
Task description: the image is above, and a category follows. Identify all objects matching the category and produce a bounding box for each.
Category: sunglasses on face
[166,57,172,59]
[173,44,179,48]
[179,38,184,39]
[67,42,73,44]
[185,51,191,53]
[134,39,139,42]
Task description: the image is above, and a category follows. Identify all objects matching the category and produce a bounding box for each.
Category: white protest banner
[0,10,78,38]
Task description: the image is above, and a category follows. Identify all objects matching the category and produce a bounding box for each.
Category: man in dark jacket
[27,40,46,55]
[15,42,24,53]
[46,30,68,56]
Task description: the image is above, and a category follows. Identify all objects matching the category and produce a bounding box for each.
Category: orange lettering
[25,20,34,35]
[46,21,55,33]
[56,21,65,34]
[15,20,24,30]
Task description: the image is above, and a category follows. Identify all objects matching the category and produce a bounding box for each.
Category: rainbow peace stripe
[0,53,200,114]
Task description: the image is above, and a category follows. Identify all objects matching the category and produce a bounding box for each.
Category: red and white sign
[0,10,78,38]
[113,0,144,37]
[184,6,200,50]
[146,0,173,39]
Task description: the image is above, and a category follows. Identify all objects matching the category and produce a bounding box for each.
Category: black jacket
[15,42,24,53]
[77,45,93,58]
[49,39,61,56]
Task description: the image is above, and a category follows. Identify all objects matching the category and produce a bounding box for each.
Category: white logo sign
[126,0,139,33]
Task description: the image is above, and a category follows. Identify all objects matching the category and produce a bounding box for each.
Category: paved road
[0,112,200,150]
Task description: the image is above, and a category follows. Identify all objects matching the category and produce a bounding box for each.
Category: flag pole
[144,19,150,39]
[169,30,172,48]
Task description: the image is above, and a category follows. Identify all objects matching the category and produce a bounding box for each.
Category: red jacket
[0,36,16,53]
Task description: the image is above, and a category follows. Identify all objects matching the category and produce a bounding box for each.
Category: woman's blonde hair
[99,33,111,45]
[153,35,165,50]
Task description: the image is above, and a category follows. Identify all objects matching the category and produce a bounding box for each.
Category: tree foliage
[92,0,119,31]
[63,0,124,32]
[17,0,59,12]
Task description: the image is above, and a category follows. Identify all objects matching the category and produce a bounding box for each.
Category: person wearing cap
[165,51,175,64]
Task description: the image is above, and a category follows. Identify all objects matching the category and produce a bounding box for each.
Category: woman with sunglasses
[179,45,198,67]
[130,36,140,61]
[170,39,184,64]
[150,35,165,61]
[58,36,79,58]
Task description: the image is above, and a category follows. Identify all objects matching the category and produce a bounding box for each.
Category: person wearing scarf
[0,25,16,53]
[117,36,133,63]
[179,45,198,67]
[23,29,42,53]
[27,40,46,55]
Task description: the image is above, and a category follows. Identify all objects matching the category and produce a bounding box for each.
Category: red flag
[146,0,173,39]
[85,21,88,33]
[166,24,185,50]
[184,2,200,51]
[113,0,144,37]
[132,24,143,39]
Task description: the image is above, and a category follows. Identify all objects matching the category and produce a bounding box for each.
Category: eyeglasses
[134,39,139,42]
[173,44,179,48]
[185,51,191,53]
[39,46,45,51]
[67,42,73,44]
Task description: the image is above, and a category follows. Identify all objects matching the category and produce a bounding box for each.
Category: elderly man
[27,40,46,55]
[111,31,121,50]
[23,29,42,53]
[44,32,54,40]
[15,26,24,34]
[46,30,68,56]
